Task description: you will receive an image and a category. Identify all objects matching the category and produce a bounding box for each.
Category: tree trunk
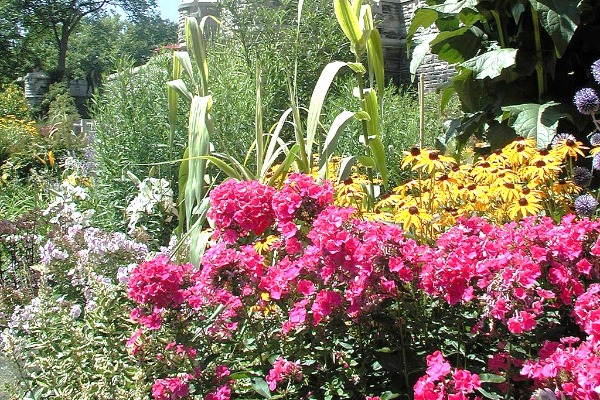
[56,23,70,81]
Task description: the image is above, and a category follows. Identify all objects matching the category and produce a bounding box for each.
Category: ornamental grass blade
[174,51,194,84]
[306,61,347,168]
[177,147,189,236]
[369,136,388,187]
[188,199,211,267]
[268,144,300,187]
[167,79,192,102]
[261,108,293,178]
[319,110,356,170]
[338,155,376,182]
[333,0,363,46]
[185,95,211,230]
[367,28,385,99]
[185,17,209,96]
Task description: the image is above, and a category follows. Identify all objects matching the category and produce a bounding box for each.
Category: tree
[14,0,158,81]
[0,0,54,84]
[66,14,178,79]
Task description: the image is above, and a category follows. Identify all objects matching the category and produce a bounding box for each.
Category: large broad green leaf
[430,0,479,14]
[251,378,272,399]
[430,26,482,64]
[306,61,347,168]
[502,101,570,148]
[410,34,436,80]
[460,48,518,79]
[529,0,579,57]
[407,8,438,44]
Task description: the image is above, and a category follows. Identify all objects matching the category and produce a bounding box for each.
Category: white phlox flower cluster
[126,177,178,234]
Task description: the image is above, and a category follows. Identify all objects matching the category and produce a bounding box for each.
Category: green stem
[531,6,545,102]
[399,324,412,400]
[491,11,506,48]
[355,57,375,208]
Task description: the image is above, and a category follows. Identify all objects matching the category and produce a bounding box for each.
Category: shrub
[90,55,188,230]
[0,84,30,120]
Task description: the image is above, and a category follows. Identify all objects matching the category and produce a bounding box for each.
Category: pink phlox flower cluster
[266,357,303,391]
[573,284,600,339]
[272,173,334,238]
[522,338,600,399]
[128,255,192,309]
[199,243,265,298]
[414,351,482,400]
[151,376,190,400]
[204,385,232,400]
[420,217,494,305]
[208,179,276,243]
[419,215,600,335]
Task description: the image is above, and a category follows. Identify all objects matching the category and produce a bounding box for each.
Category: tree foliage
[12,0,158,80]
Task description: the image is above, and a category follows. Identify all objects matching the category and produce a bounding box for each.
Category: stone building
[178,0,453,91]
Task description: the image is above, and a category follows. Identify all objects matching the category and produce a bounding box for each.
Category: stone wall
[374,0,454,91]
[178,0,453,91]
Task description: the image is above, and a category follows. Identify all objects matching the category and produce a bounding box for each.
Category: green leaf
[177,147,189,236]
[200,155,243,180]
[251,378,272,399]
[430,0,478,14]
[476,386,503,400]
[369,136,388,187]
[333,0,363,47]
[461,48,517,79]
[430,26,482,64]
[261,108,294,178]
[502,101,570,148]
[185,17,209,95]
[529,0,579,57]
[440,85,456,113]
[381,392,401,400]
[185,95,211,230]
[188,213,211,267]
[407,8,438,43]
[166,79,192,102]
[367,28,385,99]
[174,51,194,83]
[363,89,379,138]
[347,62,366,75]
[478,373,507,383]
[410,34,436,80]
[459,7,485,27]
[268,144,300,187]
[338,155,376,182]
[306,61,347,167]
[319,110,357,170]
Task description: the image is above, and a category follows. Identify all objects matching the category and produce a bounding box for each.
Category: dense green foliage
[410,0,600,151]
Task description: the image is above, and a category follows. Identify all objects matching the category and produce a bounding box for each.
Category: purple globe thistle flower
[594,153,600,171]
[590,132,600,147]
[592,59,600,85]
[551,133,576,149]
[574,194,598,217]
[574,88,600,115]
[573,166,592,187]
